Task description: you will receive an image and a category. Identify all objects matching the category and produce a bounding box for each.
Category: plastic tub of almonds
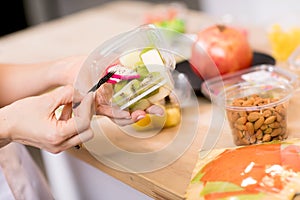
[220,81,294,146]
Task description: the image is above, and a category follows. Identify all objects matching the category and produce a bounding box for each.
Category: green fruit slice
[119,51,142,68]
[134,64,149,80]
[112,79,141,106]
[113,73,167,110]
[112,48,174,110]
[200,181,244,196]
[114,80,128,93]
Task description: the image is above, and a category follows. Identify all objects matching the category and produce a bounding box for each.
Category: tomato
[190,24,253,79]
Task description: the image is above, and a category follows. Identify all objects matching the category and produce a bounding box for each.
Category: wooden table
[1,1,298,199]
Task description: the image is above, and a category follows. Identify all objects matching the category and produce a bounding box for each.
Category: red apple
[190,24,253,80]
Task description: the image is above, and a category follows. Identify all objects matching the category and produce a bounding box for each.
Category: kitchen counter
[1,1,298,199]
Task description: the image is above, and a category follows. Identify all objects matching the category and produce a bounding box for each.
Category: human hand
[94,83,165,126]
[2,85,93,153]
[53,56,86,86]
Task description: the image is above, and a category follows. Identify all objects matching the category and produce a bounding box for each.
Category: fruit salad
[143,3,186,33]
[107,47,174,111]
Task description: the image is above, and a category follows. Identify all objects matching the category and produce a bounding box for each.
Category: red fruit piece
[106,64,140,84]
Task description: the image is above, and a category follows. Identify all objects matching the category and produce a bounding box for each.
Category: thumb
[56,92,94,136]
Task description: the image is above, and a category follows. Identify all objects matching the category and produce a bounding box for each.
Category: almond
[247,112,261,122]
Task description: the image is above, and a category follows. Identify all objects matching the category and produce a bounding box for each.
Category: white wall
[199,0,300,28]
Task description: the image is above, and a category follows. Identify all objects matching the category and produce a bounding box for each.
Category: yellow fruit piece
[268,24,300,62]
[131,103,181,131]
[135,114,152,127]
[132,112,167,132]
[164,106,181,128]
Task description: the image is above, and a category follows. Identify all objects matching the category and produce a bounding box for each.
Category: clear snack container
[74,24,176,111]
[218,81,294,146]
[201,64,298,100]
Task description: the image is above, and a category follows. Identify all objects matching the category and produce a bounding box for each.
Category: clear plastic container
[218,81,294,146]
[201,64,298,100]
[74,24,176,111]
[288,45,300,78]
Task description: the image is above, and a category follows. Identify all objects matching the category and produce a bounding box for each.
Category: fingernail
[137,115,145,120]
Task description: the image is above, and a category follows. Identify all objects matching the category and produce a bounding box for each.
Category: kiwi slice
[113,80,128,93]
[112,79,141,106]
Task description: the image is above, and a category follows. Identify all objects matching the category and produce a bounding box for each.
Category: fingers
[72,92,94,133]
[72,88,85,106]
[42,129,94,154]
[95,83,127,118]
[131,110,147,121]
[96,105,147,126]
[129,107,165,124]
[95,83,114,105]
[57,129,94,153]
[56,92,94,140]
[96,104,131,119]
[113,105,165,126]
[108,110,146,126]
[10,85,95,154]
[112,118,136,126]
[67,128,94,147]
[94,83,165,126]
[46,91,94,154]
[146,105,165,116]
[48,85,92,136]
[48,85,74,109]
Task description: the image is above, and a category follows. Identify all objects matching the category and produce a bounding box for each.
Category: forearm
[0,56,85,107]
[0,62,58,106]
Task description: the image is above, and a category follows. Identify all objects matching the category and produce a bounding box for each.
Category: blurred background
[3,0,300,36]
[0,0,200,37]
